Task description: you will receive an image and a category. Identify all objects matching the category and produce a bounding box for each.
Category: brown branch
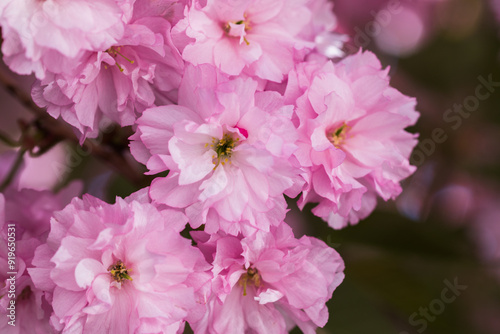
[0,68,145,187]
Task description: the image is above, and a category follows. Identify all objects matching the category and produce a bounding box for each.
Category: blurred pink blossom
[0,182,80,334]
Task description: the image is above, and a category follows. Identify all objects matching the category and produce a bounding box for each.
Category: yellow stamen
[106,46,135,72]
[329,123,351,148]
[108,260,133,283]
[222,17,251,45]
[238,267,261,296]
[210,133,239,169]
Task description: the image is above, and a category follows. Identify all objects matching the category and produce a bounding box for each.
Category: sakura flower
[178,0,316,82]
[0,0,126,79]
[131,64,302,235]
[285,51,419,229]
[28,189,212,333]
[32,16,184,140]
[191,222,345,334]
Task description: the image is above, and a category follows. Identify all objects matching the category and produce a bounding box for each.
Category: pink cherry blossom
[286,51,419,229]
[28,189,212,333]
[0,0,126,79]
[191,221,345,334]
[131,64,302,235]
[178,0,316,82]
[32,16,184,140]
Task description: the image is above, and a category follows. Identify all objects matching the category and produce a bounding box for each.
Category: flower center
[208,133,239,168]
[238,267,261,296]
[223,16,251,45]
[108,260,133,283]
[105,46,135,72]
[17,286,32,301]
[328,123,350,148]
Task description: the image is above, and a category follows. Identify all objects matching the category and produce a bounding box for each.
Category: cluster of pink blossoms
[0,0,419,333]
